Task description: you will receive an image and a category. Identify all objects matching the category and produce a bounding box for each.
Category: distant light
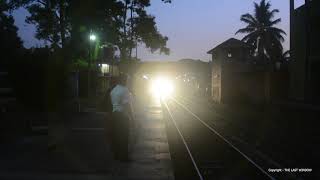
[100,64,109,74]
[101,64,109,68]
[143,75,149,79]
[228,53,232,58]
[89,34,97,41]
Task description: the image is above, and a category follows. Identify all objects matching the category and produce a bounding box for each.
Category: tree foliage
[8,0,69,50]
[134,10,169,55]
[8,0,170,61]
[70,0,170,61]
[236,0,286,63]
[0,0,23,65]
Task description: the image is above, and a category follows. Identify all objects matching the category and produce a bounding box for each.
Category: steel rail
[162,100,204,180]
[171,97,276,180]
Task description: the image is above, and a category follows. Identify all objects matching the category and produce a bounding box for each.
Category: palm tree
[281,50,290,62]
[274,50,290,71]
[236,0,286,63]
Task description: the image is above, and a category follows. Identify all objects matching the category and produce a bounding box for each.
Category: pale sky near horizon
[13,0,306,62]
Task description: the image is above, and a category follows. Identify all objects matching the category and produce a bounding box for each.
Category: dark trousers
[111,112,129,160]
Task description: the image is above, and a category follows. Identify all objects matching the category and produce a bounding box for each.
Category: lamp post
[89,33,97,68]
[88,32,97,97]
[89,34,96,41]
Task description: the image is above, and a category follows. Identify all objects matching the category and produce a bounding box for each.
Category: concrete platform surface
[0,100,174,180]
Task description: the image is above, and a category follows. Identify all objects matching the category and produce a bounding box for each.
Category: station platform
[0,100,174,179]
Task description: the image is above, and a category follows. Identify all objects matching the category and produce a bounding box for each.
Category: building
[208,38,257,103]
[207,38,289,104]
[290,0,320,103]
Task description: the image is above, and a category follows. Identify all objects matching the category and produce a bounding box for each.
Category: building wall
[221,71,266,104]
[220,71,289,104]
[211,60,221,103]
[210,40,290,104]
[211,58,289,104]
[290,5,307,100]
[290,1,320,102]
[310,59,320,102]
[308,1,320,103]
[211,47,254,103]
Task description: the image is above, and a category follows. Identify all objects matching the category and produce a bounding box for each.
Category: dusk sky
[13,0,305,62]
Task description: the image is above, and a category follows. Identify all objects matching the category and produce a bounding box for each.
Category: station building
[207,38,289,104]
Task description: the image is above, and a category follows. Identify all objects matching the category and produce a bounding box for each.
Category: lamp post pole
[88,33,97,97]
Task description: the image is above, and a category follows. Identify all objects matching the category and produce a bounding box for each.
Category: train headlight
[151,77,174,99]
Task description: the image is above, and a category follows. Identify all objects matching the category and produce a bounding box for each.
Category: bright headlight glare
[151,77,174,98]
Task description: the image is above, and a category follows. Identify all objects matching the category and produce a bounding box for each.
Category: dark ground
[0,97,174,180]
[1,93,318,179]
[167,95,319,179]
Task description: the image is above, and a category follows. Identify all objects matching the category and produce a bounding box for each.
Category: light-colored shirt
[110,84,131,113]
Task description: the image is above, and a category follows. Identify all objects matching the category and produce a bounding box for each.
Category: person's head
[110,76,118,88]
[117,73,128,86]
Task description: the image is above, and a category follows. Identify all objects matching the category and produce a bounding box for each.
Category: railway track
[162,96,300,180]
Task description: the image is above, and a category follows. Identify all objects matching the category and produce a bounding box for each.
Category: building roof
[207,38,251,54]
[294,0,320,16]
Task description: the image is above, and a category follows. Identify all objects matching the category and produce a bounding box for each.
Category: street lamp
[88,32,97,97]
[88,33,97,68]
[89,34,96,41]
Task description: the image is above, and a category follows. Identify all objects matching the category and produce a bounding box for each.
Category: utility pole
[136,42,138,59]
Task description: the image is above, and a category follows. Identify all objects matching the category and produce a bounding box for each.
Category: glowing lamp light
[100,64,109,74]
[89,34,96,41]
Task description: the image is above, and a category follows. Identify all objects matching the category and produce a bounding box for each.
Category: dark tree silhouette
[9,0,170,61]
[104,0,170,61]
[280,50,290,62]
[236,0,286,63]
[8,0,69,51]
[0,1,23,66]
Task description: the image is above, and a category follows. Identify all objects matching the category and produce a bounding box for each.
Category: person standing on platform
[110,74,133,161]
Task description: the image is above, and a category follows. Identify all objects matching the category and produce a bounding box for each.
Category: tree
[236,0,286,63]
[8,0,69,51]
[133,8,170,55]
[64,0,171,62]
[9,0,170,62]
[108,0,170,61]
[280,50,290,63]
[0,1,23,66]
